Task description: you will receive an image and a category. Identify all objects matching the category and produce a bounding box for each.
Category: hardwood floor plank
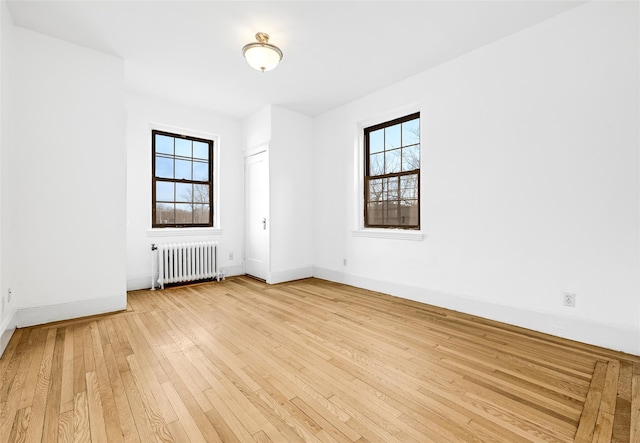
[613,361,633,442]
[23,329,57,443]
[73,390,91,443]
[0,329,24,380]
[631,363,640,442]
[1,276,639,442]
[0,331,38,443]
[118,370,156,443]
[85,370,108,443]
[161,381,208,443]
[82,324,96,374]
[72,325,86,397]
[0,330,30,404]
[60,326,75,415]
[94,355,124,443]
[42,328,65,443]
[575,361,608,442]
[103,344,140,443]
[124,353,174,442]
[591,359,621,442]
[8,406,31,443]
[58,409,73,443]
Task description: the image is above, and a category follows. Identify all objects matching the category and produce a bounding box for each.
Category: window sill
[351,229,425,241]
[147,227,223,237]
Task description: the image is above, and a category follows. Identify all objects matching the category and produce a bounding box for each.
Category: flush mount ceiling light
[242,32,283,72]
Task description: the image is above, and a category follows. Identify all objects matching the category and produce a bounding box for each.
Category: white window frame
[353,106,425,241]
[147,123,222,237]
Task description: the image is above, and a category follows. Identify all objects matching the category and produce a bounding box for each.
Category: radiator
[153,241,219,289]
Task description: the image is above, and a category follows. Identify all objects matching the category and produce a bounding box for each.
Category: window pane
[367,202,384,225]
[369,152,384,176]
[400,200,419,226]
[175,138,191,158]
[385,149,401,174]
[385,124,401,150]
[364,114,419,229]
[156,181,174,202]
[175,204,193,224]
[401,175,418,200]
[385,177,399,201]
[193,160,209,181]
[384,202,399,225]
[155,156,173,179]
[176,183,192,203]
[194,204,210,224]
[175,159,192,180]
[402,118,420,146]
[193,184,209,203]
[369,129,384,154]
[402,145,420,172]
[155,134,173,155]
[368,178,384,202]
[152,130,214,228]
[193,141,209,160]
[156,203,174,224]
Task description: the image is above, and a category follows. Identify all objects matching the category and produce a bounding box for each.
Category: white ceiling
[7,0,582,119]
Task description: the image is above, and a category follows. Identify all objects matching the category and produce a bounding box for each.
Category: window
[152,130,213,228]
[364,113,420,229]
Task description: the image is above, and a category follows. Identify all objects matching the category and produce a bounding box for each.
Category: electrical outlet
[343,258,347,266]
[7,288,11,303]
[228,252,234,261]
[563,292,576,307]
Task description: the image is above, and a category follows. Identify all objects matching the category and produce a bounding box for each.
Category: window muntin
[364,113,420,229]
[152,130,214,228]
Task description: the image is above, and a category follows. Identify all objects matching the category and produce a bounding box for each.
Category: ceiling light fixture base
[242,32,283,73]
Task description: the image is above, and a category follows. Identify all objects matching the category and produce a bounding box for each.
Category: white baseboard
[127,275,152,291]
[268,266,313,284]
[220,265,244,278]
[0,308,17,358]
[312,266,640,356]
[127,265,244,291]
[16,295,127,328]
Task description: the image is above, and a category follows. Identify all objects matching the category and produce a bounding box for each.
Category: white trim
[355,105,423,231]
[351,229,425,241]
[147,227,223,237]
[219,264,244,278]
[149,122,221,230]
[126,275,152,291]
[312,266,640,356]
[16,295,126,328]
[357,104,422,132]
[0,309,17,358]
[244,143,269,158]
[268,267,313,284]
[244,149,271,281]
[128,264,242,291]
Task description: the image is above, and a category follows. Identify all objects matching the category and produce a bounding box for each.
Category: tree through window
[364,113,420,229]
[152,130,213,228]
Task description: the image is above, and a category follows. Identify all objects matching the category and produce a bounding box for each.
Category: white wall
[243,106,271,152]
[3,25,127,329]
[313,2,640,354]
[126,93,244,290]
[242,105,314,283]
[269,107,314,282]
[0,0,15,356]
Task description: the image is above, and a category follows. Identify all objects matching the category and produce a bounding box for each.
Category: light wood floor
[0,276,638,442]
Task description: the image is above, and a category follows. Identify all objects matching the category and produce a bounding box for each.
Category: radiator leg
[151,244,157,290]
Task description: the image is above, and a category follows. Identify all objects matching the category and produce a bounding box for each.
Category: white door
[244,150,269,280]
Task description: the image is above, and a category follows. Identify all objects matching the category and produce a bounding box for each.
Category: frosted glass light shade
[242,33,283,72]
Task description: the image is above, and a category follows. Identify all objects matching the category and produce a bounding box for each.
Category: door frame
[244,145,270,281]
